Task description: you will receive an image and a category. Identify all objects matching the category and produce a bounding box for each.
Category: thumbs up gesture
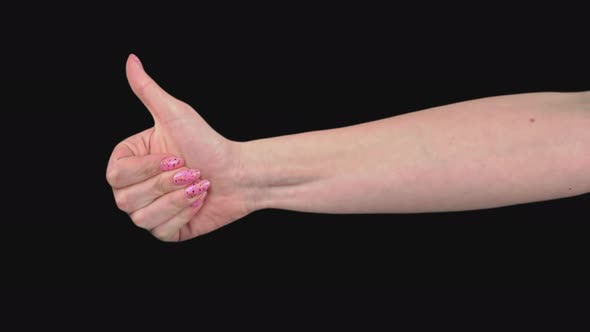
[107,55,254,241]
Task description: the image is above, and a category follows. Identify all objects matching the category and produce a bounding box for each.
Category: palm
[126,57,251,240]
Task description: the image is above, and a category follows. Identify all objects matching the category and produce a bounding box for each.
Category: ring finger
[129,179,210,230]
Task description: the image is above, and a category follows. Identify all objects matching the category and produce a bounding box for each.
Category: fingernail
[130,54,142,68]
[173,169,200,185]
[160,157,184,171]
[191,192,208,208]
[186,180,210,198]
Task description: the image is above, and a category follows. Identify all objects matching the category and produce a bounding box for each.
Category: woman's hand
[106,55,254,241]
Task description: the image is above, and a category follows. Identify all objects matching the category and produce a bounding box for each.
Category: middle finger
[114,168,201,213]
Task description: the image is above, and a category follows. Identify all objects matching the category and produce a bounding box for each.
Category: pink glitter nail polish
[186,180,210,198]
[160,157,184,171]
[173,169,201,185]
[191,192,208,208]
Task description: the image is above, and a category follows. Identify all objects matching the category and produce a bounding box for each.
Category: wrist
[234,133,332,213]
[235,135,324,213]
[233,140,273,213]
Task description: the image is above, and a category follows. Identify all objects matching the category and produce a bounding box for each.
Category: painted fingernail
[160,157,184,171]
[186,180,210,198]
[173,169,200,185]
[191,192,208,208]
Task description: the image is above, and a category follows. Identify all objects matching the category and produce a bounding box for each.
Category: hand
[106,54,254,241]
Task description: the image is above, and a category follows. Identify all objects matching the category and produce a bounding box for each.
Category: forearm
[240,92,590,213]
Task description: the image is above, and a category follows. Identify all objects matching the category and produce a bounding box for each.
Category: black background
[3,5,589,288]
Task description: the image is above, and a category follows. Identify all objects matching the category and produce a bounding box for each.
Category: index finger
[106,144,184,188]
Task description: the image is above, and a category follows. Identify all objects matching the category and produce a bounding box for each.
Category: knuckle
[141,163,155,178]
[114,191,131,212]
[137,79,156,99]
[171,194,188,209]
[106,167,120,187]
[152,228,173,242]
[176,100,193,112]
[157,166,187,194]
[154,172,171,196]
[130,210,148,229]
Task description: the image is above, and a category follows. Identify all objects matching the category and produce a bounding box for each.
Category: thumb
[125,54,187,122]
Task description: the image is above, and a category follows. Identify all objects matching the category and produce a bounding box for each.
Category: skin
[107,54,590,242]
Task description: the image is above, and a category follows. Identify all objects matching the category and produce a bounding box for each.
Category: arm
[240,92,590,213]
[109,55,589,241]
